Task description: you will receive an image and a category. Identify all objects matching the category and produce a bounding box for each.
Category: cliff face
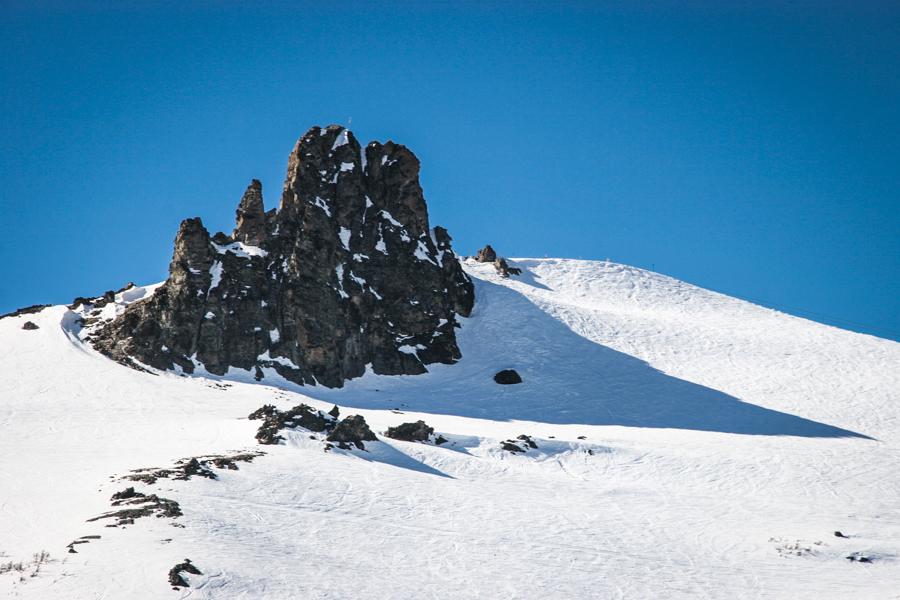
[92,125,474,388]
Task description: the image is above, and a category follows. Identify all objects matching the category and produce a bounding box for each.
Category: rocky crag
[92,125,474,388]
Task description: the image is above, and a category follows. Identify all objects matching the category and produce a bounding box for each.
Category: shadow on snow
[309,277,871,439]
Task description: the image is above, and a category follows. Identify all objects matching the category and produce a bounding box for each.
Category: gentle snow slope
[1,258,898,599]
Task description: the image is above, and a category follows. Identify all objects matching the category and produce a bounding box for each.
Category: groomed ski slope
[1,258,898,599]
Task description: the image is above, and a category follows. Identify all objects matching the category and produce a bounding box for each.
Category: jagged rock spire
[93,125,475,388]
[233,179,266,245]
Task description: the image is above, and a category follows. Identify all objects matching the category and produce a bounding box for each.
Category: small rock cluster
[0,304,50,320]
[474,244,521,278]
[248,403,378,450]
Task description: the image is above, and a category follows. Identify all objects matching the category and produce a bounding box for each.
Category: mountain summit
[91,125,474,387]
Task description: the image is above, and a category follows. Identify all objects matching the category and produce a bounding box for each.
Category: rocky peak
[233,179,266,245]
[92,125,474,388]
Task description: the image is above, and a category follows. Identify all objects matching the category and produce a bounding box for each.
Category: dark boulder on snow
[475,244,497,263]
[385,420,435,442]
[92,125,474,388]
[21,321,39,330]
[326,415,377,450]
[494,369,522,384]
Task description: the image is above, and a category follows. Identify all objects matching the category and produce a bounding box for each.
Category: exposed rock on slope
[92,125,474,387]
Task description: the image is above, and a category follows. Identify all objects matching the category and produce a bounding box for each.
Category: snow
[375,225,387,254]
[208,261,223,292]
[213,241,268,259]
[269,329,279,343]
[1,258,899,599]
[340,162,354,172]
[414,240,436,264]
[331,129,350,150]
[204,311,215,320]
[313,196,332,216]
[257,350,299,369]
[335,264,349,299]
[338,227,351,251]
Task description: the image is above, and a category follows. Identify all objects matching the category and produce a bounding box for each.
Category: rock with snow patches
[92,125,474,388]
[326,415,377,450]
[494,369,522,384]
[385,420,435,442]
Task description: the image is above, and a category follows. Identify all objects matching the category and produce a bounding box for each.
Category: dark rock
[385,420,434,442]
[500,441,525,453]
[168,559,201,589]
[516,434,538,449]
[501,434,538,453]
[328,405,340,419]
[475,245,497,263]
[494,369,522,385]
[0,304,50,320]
[92,125,474,388]
[111,487,139,500]
[434,435,448,445]
[21,321,39,330]
[834,531,847,538]
[326,414,377,450]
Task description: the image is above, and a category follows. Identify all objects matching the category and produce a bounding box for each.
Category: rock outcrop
[92,125,474,388]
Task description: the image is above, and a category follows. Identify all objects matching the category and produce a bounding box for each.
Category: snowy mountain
[2,257,898,599]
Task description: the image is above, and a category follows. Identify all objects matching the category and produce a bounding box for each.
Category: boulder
[21,321,39,330]
[494,369,522,384]
[326,415,377,450]
[385,420,434,442]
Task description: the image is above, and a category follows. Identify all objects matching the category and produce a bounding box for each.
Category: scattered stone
[124,452,264,484]
[846,552,872,563]
[21,321,39,330]
[577,435,587,440]
[475,245,497,263]
[91,125,474,389]
[834,531,848,538]
[168,558,201,589]
[326,415,377,450]
[494,369,522,385]
[385,420,434,442]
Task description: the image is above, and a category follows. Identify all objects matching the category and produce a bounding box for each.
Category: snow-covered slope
[1,259,898,599]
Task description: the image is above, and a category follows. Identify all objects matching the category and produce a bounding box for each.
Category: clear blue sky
[1,1,898,340]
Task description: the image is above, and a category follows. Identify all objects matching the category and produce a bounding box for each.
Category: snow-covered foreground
[1,259,898,599]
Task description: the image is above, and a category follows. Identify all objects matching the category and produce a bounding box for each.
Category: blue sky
[1,1,898,340]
